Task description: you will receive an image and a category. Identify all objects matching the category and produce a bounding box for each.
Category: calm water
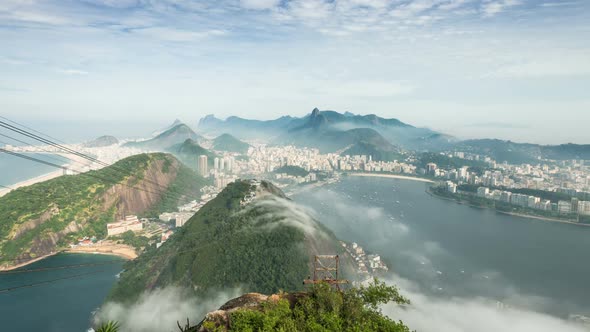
[0,254,124,332]
[293,176,590,318]
[0,153,68,186]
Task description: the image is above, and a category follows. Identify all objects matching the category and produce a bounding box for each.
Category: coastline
[0,152,94,198]
[426,188,590,227]
[348,173,435,183]
[0,252,60,271]
[0,243,136,271]
[63,242,138,260]
[0,169,65,198]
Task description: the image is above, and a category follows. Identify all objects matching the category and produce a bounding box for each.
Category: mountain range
[197,108,590,163]
[124,124,205,151]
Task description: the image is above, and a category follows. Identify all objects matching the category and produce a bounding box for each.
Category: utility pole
[303,255,348,290]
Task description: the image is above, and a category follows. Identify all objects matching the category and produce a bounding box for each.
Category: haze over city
[1,0,589,143]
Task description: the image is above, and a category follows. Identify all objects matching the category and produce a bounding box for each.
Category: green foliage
[168,139,217,170]
[96,321,120,332]
[225,279,411,332]
[343,141,404,162]
[273,165,309,177]
[143,164,209,217]
[111,231,150,250]
[108,181,317,304]
[457,184,572,203]
[213,133,250,154]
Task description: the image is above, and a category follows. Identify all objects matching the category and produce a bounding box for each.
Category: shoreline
[348,173,435,183]
[0,244,136,271]
[0,169,65,197]
[0,252,60,271]
[427,189,590,227]
[0,152,95,198]
[63,242,138,260]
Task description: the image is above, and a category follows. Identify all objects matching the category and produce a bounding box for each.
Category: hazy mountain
[151,119,184,137]
[107,180,349,303]
[277,109,402,161]
[198,114,298,140]
[212,133,250,154]
[167,138,217,169]
[82,135,119,148]
[456,140,590,163]
[197,108,445,151]
[124,124,205,151]
[0,153,206,268]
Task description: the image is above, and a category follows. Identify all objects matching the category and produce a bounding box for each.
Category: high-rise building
[426,163,437,174]
[214,157,220,170]
[198,155,208,177]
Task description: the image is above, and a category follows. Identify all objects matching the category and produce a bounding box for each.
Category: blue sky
[0,0,589,144]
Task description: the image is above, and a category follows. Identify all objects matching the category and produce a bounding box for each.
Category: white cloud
[438,0,473,10]
[540,1,579,7]
[286,0,336,20]
[7,9,69,25]
[95,287,242,332]
[481,0,522,17]
[81,0,140,8]
[390,0,444,18]
[384,276,589,332]
[133,27,227,42]
[240,0,281,10]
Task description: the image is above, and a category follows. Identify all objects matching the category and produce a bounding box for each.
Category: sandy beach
[348,173,435,183]
[64,241,138,260]
[0,169,64,197]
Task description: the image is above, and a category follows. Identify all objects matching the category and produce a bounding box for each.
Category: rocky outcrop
[194,292,309,332]
[102,158,179,219]
[11,205,60,240]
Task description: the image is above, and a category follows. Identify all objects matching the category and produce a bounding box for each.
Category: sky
[0,0,589,144]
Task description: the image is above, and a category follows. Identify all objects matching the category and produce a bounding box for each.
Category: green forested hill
[168,138,217,169]
[107,180,346,304]
[212,133,250,154]
[0,153,207,268]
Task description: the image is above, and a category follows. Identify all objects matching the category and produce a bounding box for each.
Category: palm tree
[95,321,120,332]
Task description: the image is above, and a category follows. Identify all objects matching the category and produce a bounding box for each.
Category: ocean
[0,254,124,332]
[0,153,68,186]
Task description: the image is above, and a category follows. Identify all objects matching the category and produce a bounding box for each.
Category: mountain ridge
[107,179,349,303]
[0,153,207,268]
[125,123,204,151]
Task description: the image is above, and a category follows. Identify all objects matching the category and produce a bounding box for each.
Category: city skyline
[1,0,589,144]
